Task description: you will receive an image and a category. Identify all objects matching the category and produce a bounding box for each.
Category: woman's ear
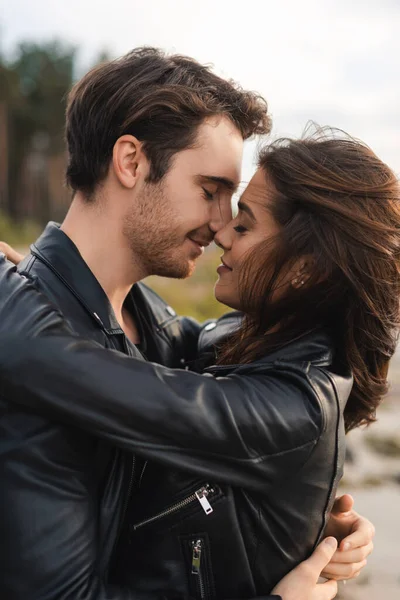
[290,256,313,289]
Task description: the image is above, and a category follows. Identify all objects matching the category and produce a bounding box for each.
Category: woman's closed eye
[233,224,248,234]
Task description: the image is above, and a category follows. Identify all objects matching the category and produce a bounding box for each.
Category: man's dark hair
[65,47,272,198]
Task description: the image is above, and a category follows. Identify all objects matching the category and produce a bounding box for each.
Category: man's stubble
[122,180,195,280]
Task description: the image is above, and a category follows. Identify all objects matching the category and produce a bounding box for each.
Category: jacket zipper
[138,460,147,489]
[122,455,136,520]
[132,484,215,531]
[191,539,206,600]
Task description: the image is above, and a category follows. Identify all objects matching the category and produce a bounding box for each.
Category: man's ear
[112,135,148,189]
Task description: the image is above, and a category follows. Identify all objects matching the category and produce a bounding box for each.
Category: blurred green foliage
[0,210,40,246]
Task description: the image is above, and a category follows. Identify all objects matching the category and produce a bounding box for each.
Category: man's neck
[61,195,145,343]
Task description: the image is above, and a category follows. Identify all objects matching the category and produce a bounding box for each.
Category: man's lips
[187,238,210,257]
[188,237,212,248]
[187,238,213,257]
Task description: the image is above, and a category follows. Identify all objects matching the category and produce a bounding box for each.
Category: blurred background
[1,1,399,597]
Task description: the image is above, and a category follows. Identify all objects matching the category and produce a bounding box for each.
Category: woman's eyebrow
[237,200,256,222]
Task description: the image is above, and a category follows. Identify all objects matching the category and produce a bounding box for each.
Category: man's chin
[154,260,196,280]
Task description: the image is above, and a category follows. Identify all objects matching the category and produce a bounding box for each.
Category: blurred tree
[94,49,113,65]
[1,41,76,220]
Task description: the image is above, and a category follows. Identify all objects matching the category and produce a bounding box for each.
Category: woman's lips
[217,257,232,275]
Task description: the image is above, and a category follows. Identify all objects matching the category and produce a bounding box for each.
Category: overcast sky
[2,0,399,181]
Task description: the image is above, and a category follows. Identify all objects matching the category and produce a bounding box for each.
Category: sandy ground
[337,363,400,600]
[337,486,400,600]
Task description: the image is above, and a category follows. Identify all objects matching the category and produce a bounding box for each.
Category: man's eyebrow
[237,200,256,222]
[197,175,239,192]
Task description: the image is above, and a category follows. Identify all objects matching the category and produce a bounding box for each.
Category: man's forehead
[174,117,243,187]
[195,117,243,165]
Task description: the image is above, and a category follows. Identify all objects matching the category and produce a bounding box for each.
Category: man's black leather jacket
[0,248,352,598]
[0,223,201,600]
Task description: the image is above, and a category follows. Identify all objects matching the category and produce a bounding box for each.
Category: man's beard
[122,181,195,279]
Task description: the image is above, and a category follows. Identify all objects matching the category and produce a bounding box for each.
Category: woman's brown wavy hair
[218,127,400,432]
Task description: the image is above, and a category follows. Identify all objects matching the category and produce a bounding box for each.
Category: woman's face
[214,168,282,311]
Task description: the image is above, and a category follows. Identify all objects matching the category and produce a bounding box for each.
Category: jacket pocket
[131,483,217,532]
[181,534,216,600]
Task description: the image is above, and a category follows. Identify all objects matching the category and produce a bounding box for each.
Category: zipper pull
[195,486,213,515]
[191,539,202,575]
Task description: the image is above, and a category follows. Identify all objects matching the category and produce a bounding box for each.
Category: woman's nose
[214,222,232,250]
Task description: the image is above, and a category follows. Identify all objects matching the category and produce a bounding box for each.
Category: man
[0,48,373,599]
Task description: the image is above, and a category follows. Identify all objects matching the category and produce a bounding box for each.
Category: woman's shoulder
[211,329,351,438]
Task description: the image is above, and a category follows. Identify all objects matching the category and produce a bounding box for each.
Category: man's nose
[209,198,233,234]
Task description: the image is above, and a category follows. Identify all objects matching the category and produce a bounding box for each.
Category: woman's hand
[322,494,374,580]
[271,538,338,600]
[0,242,24,265]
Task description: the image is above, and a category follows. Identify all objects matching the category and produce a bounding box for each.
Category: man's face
[123,116,243,278]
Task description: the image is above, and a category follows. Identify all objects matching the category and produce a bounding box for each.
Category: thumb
[331,493,354,516]
[313,579,338,600]
[306,538,338,577]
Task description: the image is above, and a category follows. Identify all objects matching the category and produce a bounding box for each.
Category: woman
[0,129,398,598]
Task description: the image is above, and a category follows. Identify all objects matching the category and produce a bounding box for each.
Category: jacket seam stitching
[314,370,343,548]
[133,437,319,463]
[19,254,36,274]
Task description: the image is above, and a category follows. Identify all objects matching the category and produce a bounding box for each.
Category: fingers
[312,579,338,600]
[304,538,338,577]
[321,558,367,580]
[0,242,24,266]
[0,242,11,255]
[330,541,373,564]
[322,539,373,580]
[272,539,339,600]
[339,518,375,551]
[331,493,354,516]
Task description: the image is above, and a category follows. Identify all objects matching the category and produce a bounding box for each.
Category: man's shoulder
[19,252,71,305]
[0,256,68,339]
[18,252,104,340]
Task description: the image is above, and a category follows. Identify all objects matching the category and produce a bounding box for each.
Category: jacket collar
[206,328,334,374]
[256,329,334,366]
[30,222,123,333]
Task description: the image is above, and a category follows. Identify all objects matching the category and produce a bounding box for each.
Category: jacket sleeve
[0,400,282,600]
[0,400,145,600]
[0,260,282,600]
[0,333,322,494]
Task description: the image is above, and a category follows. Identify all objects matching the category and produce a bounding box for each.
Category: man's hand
[272,538,338,600]
[0,242,24,265]
[322,494,374,580]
